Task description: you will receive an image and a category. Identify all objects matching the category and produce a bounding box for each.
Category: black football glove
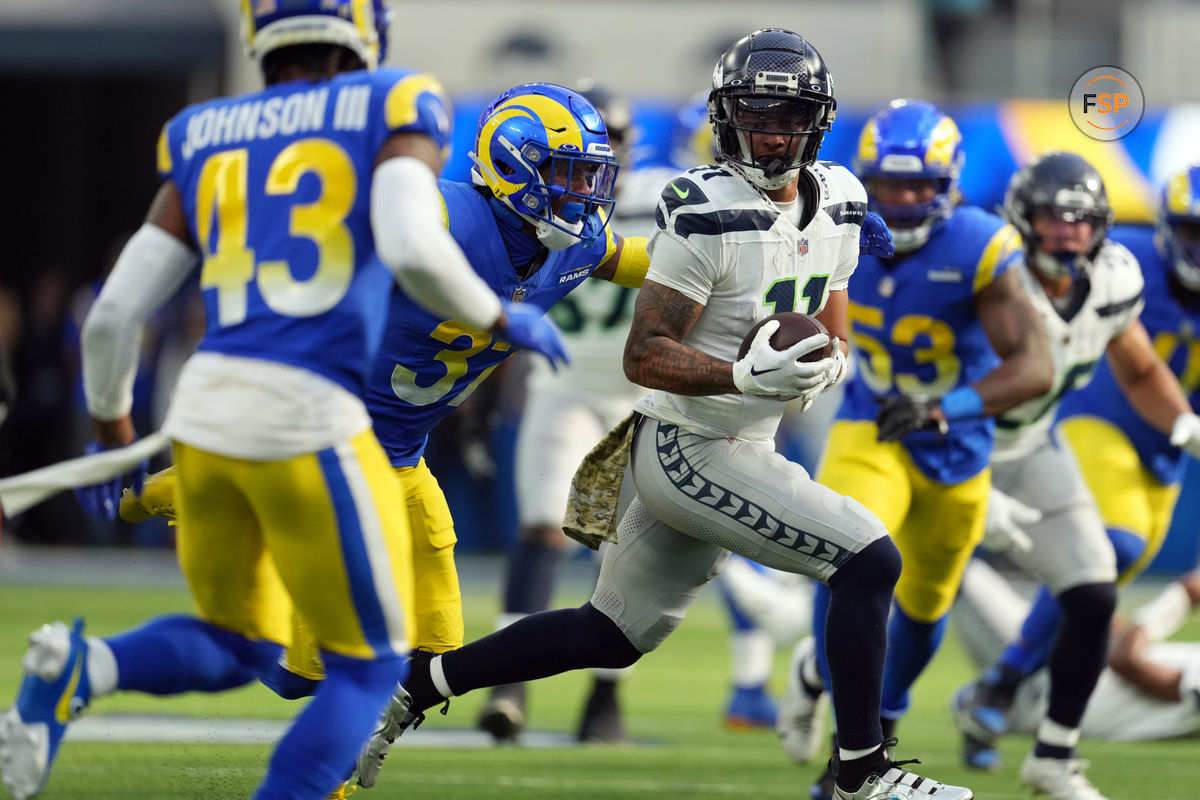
[876,394,948,442]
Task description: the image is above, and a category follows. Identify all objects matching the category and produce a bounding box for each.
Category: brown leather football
[737,312,832,362]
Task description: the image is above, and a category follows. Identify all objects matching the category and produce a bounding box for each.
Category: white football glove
[791,339,847,412]
[1170,412,1200,458]
[981,487,1039,554]
[732,321,835,398]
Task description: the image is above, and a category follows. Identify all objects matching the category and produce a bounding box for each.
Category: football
[737,312,832,362]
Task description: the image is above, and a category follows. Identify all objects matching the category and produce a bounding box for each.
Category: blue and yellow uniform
[347,181,616,657]
[1058,224,1200,577]
[158,65,451,659]
[822,207,1021,623]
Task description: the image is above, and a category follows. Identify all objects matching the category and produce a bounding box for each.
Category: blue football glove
[859,211,896,258]
[498,301,570,370]
[74,440,149,521]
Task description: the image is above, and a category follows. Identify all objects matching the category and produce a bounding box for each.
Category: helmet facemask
[712,89,832,191]
[1024,205,1110,281]
[864,174,957,255]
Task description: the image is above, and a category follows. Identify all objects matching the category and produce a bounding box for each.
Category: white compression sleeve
[82,223,196,421]
[371,156,503,332]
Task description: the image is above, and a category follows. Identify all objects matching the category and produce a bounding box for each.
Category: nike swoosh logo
[54,649,83,724]
[670,182,689,200]
[749,367,780,377]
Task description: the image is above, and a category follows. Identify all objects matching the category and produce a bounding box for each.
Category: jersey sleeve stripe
[824,201,866,226]
[973,224,1019,294]
[673,208,777,239]
[1096,293,1144,317]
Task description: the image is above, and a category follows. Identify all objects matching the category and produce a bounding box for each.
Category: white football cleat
[833,763,974,800]
[1019,754,1108,800]
[355,685,422,789]
[777,636,828,764]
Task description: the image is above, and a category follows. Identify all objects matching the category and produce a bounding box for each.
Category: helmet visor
[732,97,820,133]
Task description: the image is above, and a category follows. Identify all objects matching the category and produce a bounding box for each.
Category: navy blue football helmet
[709,29,836,190]
[1005,151,1114,280]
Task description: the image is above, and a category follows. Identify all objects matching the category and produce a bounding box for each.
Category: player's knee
[580,603,645,667]
[1058,581,1117,629]
[830,536,901,595]
[259,661,320,700]
[519,524,569,548]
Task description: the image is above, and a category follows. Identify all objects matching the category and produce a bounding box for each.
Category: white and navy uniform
[588,161,888,654]
[515,168,673,528]
[955,560,1200,742]
[991,241,1145,593]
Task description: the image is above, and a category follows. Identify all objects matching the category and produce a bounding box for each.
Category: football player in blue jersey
[951,161,1200,790]
[478,83,650,746]
[0,4,568,800]
[239,80,648,788]
[779,99,1053,800]
[352,31,983,800]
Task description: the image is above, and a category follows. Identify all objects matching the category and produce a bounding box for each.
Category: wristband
[940,386,983,421]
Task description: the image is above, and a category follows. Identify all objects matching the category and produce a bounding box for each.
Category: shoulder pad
[1094,240,1145,298]
[811,162,867,226]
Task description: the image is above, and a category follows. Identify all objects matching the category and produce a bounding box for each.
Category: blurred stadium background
[1,3,1199,798]
[0,0,1197,572]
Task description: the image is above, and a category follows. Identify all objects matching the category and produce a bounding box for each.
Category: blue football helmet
[1159,163,1200,292]
[471,83,619,251]
[709,29,837,190]
[242,0,392,70]
[854,99,964,255]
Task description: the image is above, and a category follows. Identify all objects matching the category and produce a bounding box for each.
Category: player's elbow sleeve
[371,156,442,275]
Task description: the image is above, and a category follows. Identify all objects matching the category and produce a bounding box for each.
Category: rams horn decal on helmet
[242,0,393,70]
[470,82,619,251]
[854,99,964,255]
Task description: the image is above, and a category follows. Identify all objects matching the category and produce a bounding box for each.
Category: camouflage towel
[563,412,640,550]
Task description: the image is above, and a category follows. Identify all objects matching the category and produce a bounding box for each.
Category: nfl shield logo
[511,287,528,302]
[797,240,808,255]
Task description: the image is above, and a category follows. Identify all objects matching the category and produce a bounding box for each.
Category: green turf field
[1,559,1197,800]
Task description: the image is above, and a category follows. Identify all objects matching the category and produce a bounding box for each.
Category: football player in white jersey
[358,29,973,800]
[479,84,657,744]
[954,560,1200,743]
[950,152,1200,800]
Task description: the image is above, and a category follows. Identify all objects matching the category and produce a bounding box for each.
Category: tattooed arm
[623,279,736,395]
